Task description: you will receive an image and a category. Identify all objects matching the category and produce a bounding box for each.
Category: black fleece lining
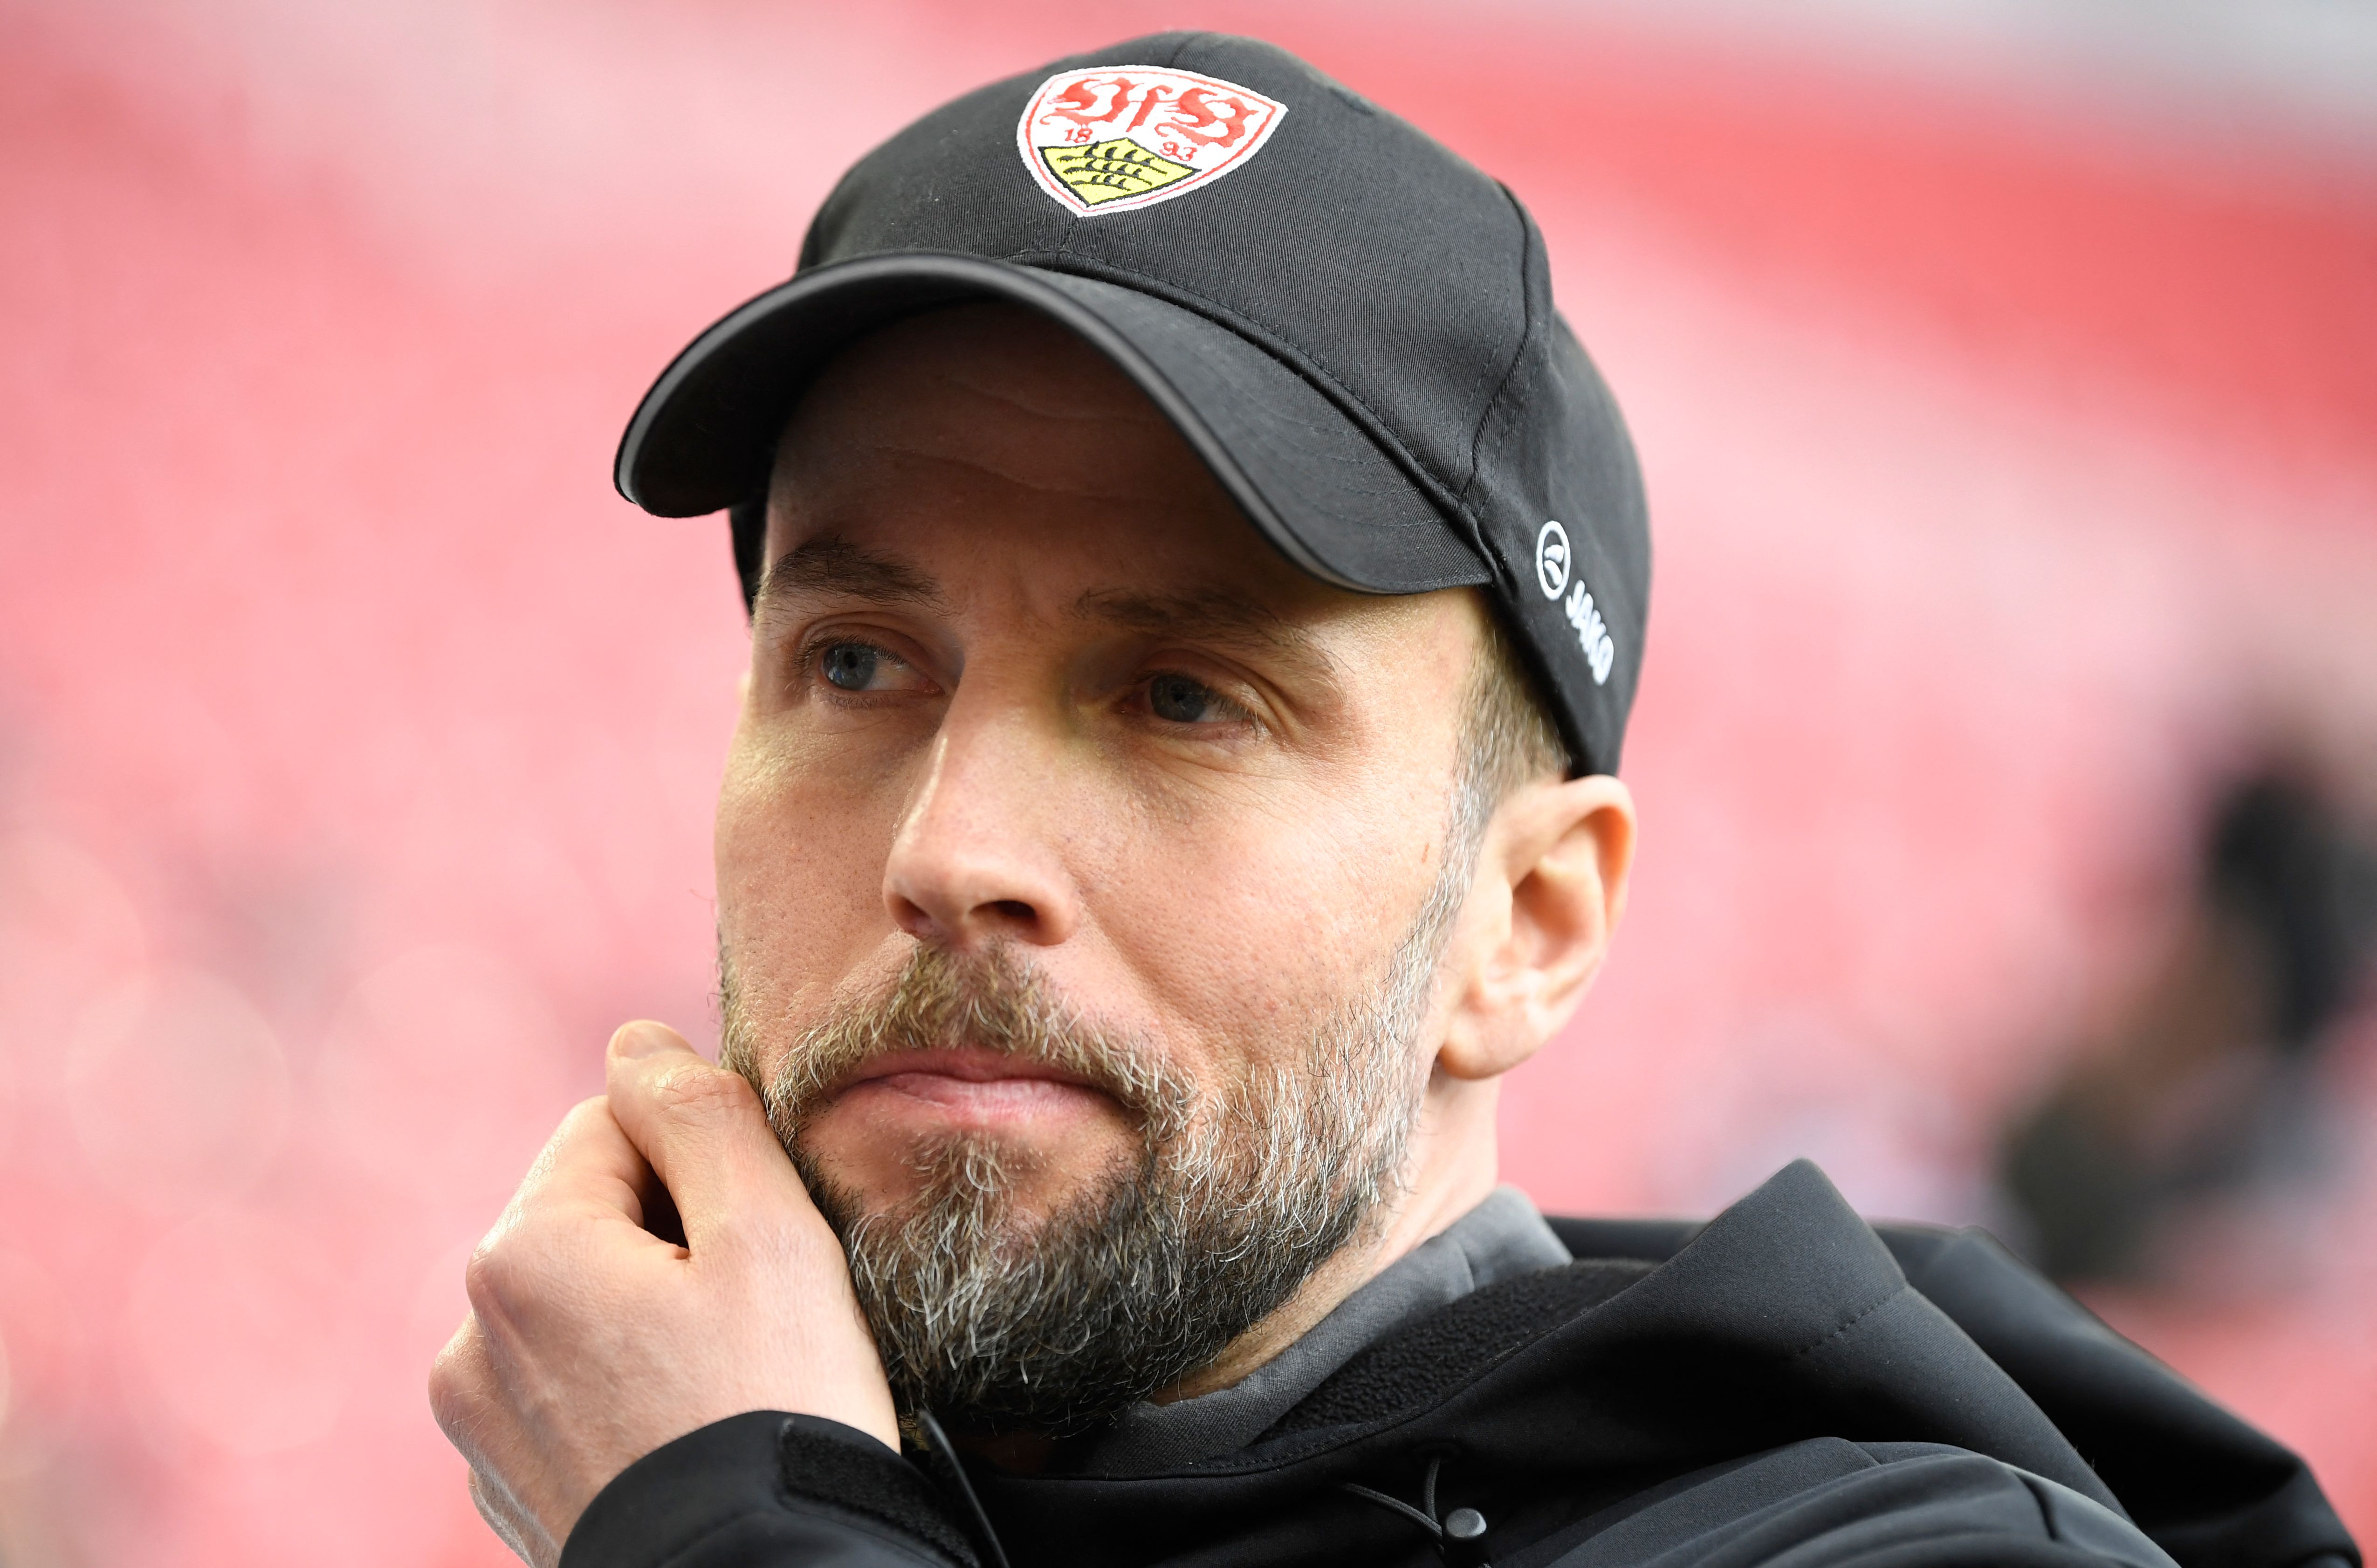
[777,1417,980,1568]
[1268,1258,1657,1435]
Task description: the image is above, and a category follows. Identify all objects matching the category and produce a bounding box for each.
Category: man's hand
[429,1021,899,1567]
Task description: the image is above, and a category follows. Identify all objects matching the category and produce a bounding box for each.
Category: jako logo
[1535,520,1571,599]
[1537,521,1615,687]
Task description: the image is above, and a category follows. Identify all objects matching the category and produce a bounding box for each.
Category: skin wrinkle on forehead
[780,444,1202,511]
[773,377,1182,514]
[772,337,1197,514]
[928,340,1178,428]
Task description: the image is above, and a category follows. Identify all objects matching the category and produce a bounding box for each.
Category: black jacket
[561,1162,2359,1568]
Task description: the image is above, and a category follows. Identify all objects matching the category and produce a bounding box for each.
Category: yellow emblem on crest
[1018,67,1288,217]
[1040,138,1196,206]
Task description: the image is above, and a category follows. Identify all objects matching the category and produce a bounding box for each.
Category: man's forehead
[761,308,1340,614]
[769,304,1173,477]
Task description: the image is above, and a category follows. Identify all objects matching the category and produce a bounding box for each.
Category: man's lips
[822,1046,1117,1122]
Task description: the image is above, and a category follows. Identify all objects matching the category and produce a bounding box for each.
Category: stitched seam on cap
[1454,189,1536,502]
[1463,341,1534,598]
[1459,185,1539,525]
[1169,31,1504,487]
[1460,345,1534,604]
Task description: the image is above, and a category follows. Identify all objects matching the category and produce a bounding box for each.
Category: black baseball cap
[616,32,1649,776]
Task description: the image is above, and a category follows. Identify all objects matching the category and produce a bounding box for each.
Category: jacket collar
[965,1161,2108,1567]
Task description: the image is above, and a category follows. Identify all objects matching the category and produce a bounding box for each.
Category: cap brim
[614,253,1490,595]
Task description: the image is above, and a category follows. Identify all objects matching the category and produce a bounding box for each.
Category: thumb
[609,1018,699,1067]
[603,1021,820,1253]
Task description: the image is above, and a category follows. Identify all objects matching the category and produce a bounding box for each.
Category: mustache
[743,943,1198,1141]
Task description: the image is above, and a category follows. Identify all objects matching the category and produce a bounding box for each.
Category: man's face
[714,304,1491,1423]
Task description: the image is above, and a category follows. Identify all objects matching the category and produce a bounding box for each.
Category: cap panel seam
[1460,184,1541,507]
[1456,184,1542,599]
[1448,189,1536,505]
[1006,252,1500,572]
[1467,349,1536,605]
[1141,29,1511,502]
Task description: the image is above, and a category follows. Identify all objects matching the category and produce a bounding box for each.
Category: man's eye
[1148,673,1228,724]
[819,641,890,691]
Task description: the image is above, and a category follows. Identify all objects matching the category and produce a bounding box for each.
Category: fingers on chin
[501,1100,649,1220]
[624,1054,768,1143]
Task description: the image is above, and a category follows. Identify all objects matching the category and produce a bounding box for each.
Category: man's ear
[1435,774,1635,1082]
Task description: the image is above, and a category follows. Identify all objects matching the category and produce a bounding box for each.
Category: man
[430,34,2360,1568]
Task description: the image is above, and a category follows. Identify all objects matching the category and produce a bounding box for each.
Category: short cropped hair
[1452,601,1568,850]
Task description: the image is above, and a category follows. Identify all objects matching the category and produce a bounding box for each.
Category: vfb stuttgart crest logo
[1017,67,1287,217]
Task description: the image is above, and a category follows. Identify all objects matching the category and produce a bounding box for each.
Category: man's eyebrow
[1072,588,1337,676]
[756,536,948,613]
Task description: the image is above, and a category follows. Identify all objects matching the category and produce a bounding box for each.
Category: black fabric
[1881,1228,2345,1568]
[561,1411,967,1568]
[1499,1444,2179,1568]
[1268,1259,1656,1434]
[566,1162,2359,1568]
[1539,1215,2357,1568]
[614,33,1651,777]
[780,1416,982,1568]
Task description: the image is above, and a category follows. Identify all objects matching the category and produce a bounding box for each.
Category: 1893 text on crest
[1017,67,1288,217]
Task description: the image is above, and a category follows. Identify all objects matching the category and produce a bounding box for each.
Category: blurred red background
[2,1,2373,1563]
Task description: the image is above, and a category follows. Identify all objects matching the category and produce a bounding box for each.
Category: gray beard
[718,869,1465,1433]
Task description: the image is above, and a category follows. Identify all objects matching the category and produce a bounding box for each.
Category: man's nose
[881,696,1081,951]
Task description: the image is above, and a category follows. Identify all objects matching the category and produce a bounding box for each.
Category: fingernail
[613,1021,681,1059]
